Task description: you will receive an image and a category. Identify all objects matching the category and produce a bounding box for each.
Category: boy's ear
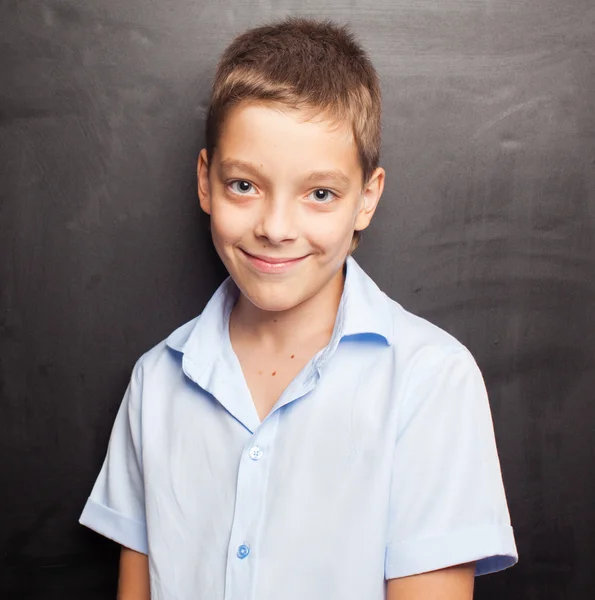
[354,166,385,232]
[197,148,212,215]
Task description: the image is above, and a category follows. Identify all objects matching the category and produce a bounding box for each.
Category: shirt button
[248,446,263,460]
[237,544,250,559]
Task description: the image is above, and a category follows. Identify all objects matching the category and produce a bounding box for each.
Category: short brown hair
[205,17,382,251]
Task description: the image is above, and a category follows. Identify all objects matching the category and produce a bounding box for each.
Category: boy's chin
[241,288,306,314]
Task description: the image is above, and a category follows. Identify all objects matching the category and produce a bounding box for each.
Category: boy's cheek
[210,203,249,236]
[307,212,359,244]
[210,226,237,252]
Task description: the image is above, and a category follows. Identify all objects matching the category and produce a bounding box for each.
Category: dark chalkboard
[1,1,594,598]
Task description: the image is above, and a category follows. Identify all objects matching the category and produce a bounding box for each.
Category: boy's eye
[229,180,255,194]
[309,189,336,203]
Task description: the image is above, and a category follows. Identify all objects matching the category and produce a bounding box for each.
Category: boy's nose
[255,197,298,245]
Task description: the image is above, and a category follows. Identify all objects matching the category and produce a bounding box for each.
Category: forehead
[215,101,362,182]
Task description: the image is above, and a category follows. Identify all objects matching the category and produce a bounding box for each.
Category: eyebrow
[304,169,351,188]
[219,159,264,181]
[218,158,352,189]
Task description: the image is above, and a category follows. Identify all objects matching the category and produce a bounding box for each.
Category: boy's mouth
[239,249,308,273]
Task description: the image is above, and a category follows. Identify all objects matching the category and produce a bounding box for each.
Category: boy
[79,17,518,599]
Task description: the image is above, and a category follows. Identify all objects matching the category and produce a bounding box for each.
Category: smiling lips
[241,250,307,274]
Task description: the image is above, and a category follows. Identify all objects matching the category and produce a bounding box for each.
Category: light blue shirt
[79,256,518,599]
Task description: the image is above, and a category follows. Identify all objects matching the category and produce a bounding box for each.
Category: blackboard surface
[1,1,594,598]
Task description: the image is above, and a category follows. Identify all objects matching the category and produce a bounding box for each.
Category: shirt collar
[338,255,393,344]
[166,255,393,369]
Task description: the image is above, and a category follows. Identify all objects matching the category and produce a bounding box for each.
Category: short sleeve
[385,348,518,579]
[79,359,148,554]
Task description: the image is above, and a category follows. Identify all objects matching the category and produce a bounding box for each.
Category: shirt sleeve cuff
[385,523,518,579]
[79,497,148,555]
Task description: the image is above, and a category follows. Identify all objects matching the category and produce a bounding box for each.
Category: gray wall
[1,1,594,597]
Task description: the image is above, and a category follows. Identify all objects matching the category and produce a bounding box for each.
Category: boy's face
[197,101,384,313]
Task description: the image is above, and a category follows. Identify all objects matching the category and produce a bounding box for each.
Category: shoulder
[378,293,484,391]
[377,298,490,429]
[131,314,202,379]
[385,294,468,356]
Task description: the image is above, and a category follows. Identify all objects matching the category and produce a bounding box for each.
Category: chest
[143,350,399,599]
[141,338,402,598]
[144,378,392,600]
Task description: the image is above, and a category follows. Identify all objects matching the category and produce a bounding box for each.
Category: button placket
[223,414,279,600]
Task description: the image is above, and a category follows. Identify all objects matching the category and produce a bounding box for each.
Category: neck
[230,267,345,352]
